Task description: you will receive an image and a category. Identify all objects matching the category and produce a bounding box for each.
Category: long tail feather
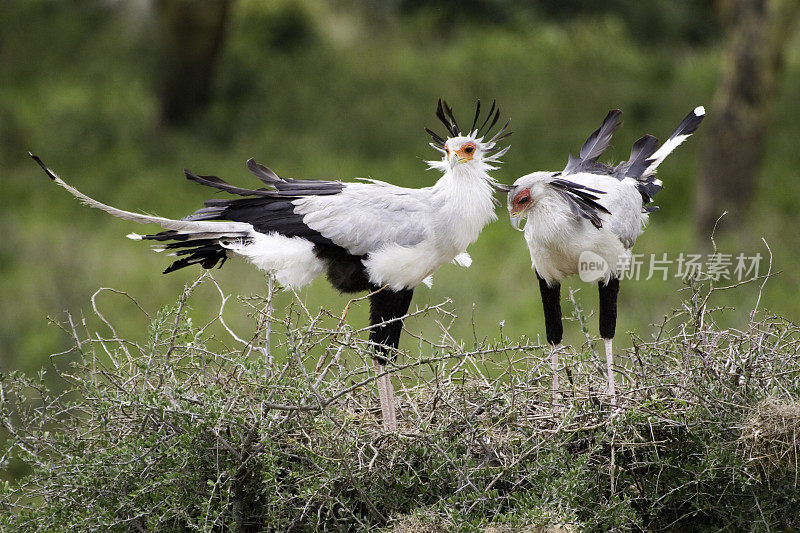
[30,153,252,238]
[643,106,705,176]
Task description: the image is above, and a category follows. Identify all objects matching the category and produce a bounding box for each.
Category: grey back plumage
[294,183,432,256]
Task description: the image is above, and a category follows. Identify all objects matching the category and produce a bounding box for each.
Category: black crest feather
[427,99,512,151]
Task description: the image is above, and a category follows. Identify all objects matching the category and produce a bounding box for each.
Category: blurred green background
[2,0,799,375]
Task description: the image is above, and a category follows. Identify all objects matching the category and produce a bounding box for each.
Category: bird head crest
[426,99,512,170]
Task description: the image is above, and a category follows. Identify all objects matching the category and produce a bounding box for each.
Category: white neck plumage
[431,162,499,251]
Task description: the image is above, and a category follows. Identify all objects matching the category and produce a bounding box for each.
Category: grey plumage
[613,134,661,205]
[562,109,622,176]
[556,106,705,210]
[293,182,431,256]
[614,135,659,180]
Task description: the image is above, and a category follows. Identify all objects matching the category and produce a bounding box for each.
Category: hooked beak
[449,153,459,169]
[509,211,525,231]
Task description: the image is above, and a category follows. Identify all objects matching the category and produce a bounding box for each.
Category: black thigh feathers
[536,274,620,346]
[598,278,620,340]
[369,287,414,364]
[313,244,372,293]
[537,272,563,346]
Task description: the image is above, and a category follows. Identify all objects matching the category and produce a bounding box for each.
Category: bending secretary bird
[30,99,511,432]
[506,106,704,407]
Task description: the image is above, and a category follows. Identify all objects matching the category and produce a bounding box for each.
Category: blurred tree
[696,0,800,236]
[154,0,233,126]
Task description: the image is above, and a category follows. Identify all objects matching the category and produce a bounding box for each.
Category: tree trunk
[153,0,232,126]
[695,0,800,237]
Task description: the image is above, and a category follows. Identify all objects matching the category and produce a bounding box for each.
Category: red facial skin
[510,187,532,215]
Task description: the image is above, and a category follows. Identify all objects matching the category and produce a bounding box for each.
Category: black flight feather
[481,108,501,139]
[427,99,511,155]
[549,178,611,229]
[30,153,58,181]
[442,100,460,134]
[426,127,446,148]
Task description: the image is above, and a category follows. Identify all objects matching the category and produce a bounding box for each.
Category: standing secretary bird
[30,99,511,432]
[507,106,704,407]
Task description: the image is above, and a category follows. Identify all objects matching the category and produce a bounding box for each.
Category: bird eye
[518,196,530,204]
[464,146,475,154]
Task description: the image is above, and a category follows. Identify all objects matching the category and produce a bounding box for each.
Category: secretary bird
[506,106,704,407]
[30,99,511,432]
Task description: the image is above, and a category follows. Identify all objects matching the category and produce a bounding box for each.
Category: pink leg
[373,359,398,431]
[604,338,616,406]
[550,343,561,412]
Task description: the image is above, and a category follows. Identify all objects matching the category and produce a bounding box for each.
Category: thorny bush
[1,269,799,532]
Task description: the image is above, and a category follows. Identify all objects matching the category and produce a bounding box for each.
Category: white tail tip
[126,233,142,240]
[694,106,705,116]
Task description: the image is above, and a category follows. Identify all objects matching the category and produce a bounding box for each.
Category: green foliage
[1,277,798,531]
[4,0,798,380]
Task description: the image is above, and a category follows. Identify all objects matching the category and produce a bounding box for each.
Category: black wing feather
[549,178,611,229]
